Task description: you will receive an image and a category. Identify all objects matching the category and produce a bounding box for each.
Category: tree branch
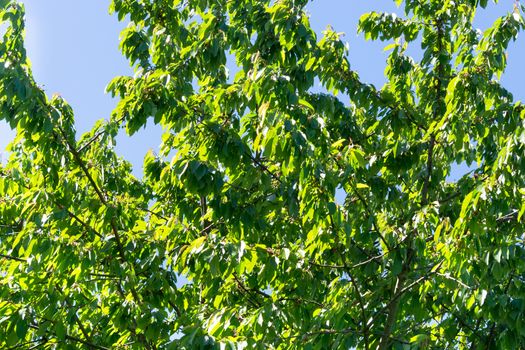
[0,253,26,262]
[77,116,124,154]
[351,185,391,251]
[379,14,447,348]
[484,275,514,349]
[56,124,127,262]
[54,201,103,239]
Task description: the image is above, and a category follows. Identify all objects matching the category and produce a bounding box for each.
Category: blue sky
[1,0,524,179]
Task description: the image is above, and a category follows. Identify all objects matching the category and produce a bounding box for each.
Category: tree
[1,0,525,348]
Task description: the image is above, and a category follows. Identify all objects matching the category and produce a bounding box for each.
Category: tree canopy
[1,0,525,348]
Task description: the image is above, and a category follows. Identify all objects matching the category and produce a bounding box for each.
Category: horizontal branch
[369,260,443,328]
[309,252,386,270]
[0,253,26,262]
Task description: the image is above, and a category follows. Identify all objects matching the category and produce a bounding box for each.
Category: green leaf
[298,99,314,111]
[55,321,66,341]
[327,202,337,214]
[434,222,443,243]
[479,290,488,306]
[6,331,17,347]
[466,294,476,310]
[410,334,429,344]
[15,318,28,340]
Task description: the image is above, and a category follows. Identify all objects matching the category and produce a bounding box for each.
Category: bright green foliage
[2,0,525,349]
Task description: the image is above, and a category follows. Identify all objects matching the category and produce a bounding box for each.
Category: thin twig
[77,116,125,154]
[0,253,26,262]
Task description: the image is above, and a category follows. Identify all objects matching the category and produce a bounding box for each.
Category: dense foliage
[2,0,525,348]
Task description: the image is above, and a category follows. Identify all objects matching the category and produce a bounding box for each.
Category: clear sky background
[1,0,523,181]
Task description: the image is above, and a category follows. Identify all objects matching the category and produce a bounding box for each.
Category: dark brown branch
[375,259,442,348]
[28,341,48,350]
[77,128,109,154]
[308,260,345,269]
[168,221,221,255]
[168,300,182,319]
[469,319,483,350]
[138,206,169,222]
[374,270,431,323]
[77,116,124,154]
[55,285,94,348]
[328,212,371,349]
[351,186,391,251]
[439,302,483,343]
[379,13,447,348]
[421,134,435,206]
[55,112,149,347]
[200,195,212,234]
[349,272,370,350]
[55,202,103,239]
[373,90,428,132]
[377,272,407,349]
[289,326,410,346]
[64,334,109,350]
[233,273,262,308]
[277,296,325,308]
[495,209,518,223]
[57,125,108,205]
[0,253,26,262]
[7,338,47,350]
[484,275,514,349]
[56,124,127,263]
[248,153,282,183]
[28,320,109,350]
[310,252,385,271]
[9,338,50,350]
